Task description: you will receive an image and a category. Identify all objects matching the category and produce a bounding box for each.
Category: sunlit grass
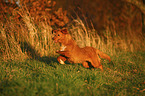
[0,52,145,95]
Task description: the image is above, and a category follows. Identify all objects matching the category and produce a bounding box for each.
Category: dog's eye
[58,34,60,36]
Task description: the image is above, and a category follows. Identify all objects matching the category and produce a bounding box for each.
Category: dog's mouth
[53,39,60,43]
[52,37,59,43]
[53,39,57,43]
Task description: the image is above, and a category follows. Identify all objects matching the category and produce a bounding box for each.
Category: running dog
[52,29,111,71]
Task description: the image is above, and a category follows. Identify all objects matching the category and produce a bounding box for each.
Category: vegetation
[0,52,145,95]
[0,0,145,95]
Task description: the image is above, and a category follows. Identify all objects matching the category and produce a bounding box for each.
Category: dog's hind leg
[82,62,90,68]
[89,59,103,71]
[98,65,103,71]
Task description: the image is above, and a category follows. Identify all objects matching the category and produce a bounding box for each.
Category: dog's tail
[96,49,111,62]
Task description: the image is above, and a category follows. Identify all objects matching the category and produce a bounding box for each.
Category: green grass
[0,52,145,96]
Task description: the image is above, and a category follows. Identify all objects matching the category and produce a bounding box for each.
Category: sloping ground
[0,52,145,95]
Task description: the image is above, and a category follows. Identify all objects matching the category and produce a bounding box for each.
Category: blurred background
[0,0,145,61]
[55,0,144,33]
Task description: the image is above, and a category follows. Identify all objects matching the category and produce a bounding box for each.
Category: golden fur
[52,29,111,71]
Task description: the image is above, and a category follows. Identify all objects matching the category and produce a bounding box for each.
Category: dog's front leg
[57,55,67,64]
[56,51,70,57]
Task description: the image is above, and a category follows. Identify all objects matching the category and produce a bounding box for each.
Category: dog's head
[52,29,71,44]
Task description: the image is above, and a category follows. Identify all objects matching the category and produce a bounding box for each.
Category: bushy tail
[96,49,111,62]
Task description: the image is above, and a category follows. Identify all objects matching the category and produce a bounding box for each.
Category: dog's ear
[61,29,68,34]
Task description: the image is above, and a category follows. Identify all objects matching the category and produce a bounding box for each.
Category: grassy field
[1,2,145,95]
[0,52,145,96]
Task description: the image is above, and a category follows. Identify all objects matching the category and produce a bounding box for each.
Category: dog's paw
[59,59,65,64]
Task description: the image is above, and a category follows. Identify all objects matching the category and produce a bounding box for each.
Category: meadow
[0,1,145,96]
[0,52,145,96]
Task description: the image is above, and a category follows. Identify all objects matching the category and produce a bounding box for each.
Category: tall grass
[68,18,145,55]
[1,9,57,61]
[0,4,145,61]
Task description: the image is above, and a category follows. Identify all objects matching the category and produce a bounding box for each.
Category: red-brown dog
[52,29,111,71]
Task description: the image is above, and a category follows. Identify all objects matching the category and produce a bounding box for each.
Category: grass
[0,2,145,95]
[0,52,145,96]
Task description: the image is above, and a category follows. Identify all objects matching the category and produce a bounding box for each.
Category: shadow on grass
[38,56,58,68]
[20,41,58,68]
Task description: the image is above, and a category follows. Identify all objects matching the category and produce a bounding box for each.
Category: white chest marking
[60,46,67,51]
